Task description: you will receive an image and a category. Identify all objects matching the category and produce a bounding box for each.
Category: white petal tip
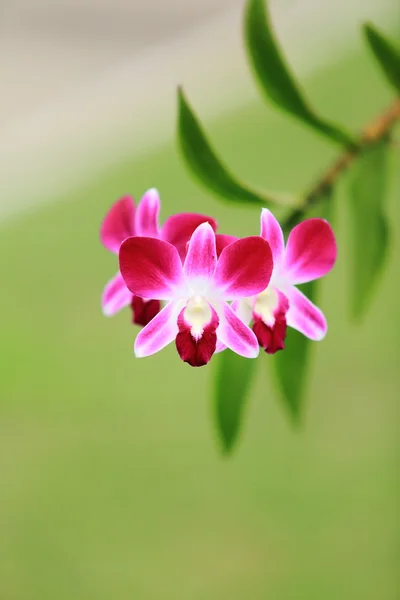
[145,187,159,199]
[133,344,146,358]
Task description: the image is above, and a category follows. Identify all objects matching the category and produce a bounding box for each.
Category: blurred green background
[0,33,399,600]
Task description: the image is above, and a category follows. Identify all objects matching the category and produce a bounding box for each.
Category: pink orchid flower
[119,222,273,366]
[235,209,337,353]
[100,188,217,325]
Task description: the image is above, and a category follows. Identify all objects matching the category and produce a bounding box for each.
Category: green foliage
[177,87,284,207]
[214,349,257,453]
[347,139,390,320]
[272,188,334,422]
[272,284,316,423]
[363,23,400,92]
[175,0,398,443]
[244,0,356,148]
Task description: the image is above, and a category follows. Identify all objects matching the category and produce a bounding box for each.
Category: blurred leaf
[282,183,335,234]
[214,350,257,453]
[244,0,356,148]
[272,284,316,422]
[177,87,287,207]
[273,186,334,421]
[363,23,400,92]
[347,139,390,320]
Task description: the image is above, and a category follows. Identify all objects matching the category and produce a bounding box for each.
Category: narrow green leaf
[214,350,257,453]
[363,23,400,92]
[273,187,334,421]
[244,0,356,148]
[347,139,390,320]
[273,283,316,422]
[177,87,286,207]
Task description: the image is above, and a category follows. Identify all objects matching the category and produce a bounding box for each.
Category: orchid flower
[100,188,217,325]
[119,222,273,366]
[234,209,337,353]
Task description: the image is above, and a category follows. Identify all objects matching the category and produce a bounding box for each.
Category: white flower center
[184,295,212,339]
[253,286,278,326]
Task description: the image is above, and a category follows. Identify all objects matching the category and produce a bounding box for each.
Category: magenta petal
[215,234,238,257]
[100,196,135,254]
[252,291,289,354]
[260,208,284,264]
[162,213,218,261]
[213,237,273,299]
[102,272,132,316]
[176,304,218,367]
[285,285,327,340]
[134,301,179,357]
[183,222,217,279]
[131,296,161,327]
[119,237,183,299]
[284,218,337,284]
[135,188,161,238]
[217,303,259,358]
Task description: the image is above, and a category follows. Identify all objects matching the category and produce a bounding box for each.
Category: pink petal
[232,299,252,326]
[285,285,327,340]
[102,272,132,316]
[135,188,161,238]
[213,237,273,299]
[217,302,259,358]
[183,222,217,279]
[162,213,218,261]
[134,301,179,357]
[176,304,219,367]
[100,196,136,254]
[216,234,238,257]
[119,237,183,300]
[284,218,337,284]
[215,341,227,353]
[260,208,284,265]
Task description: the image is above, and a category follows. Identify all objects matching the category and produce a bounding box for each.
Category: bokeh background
[0,1,399,598]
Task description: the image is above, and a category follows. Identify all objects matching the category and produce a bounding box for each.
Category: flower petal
[131,296,161,327]
[284,218,337,284]
[252,290,289,354]
[183,222,217,279]
[213,237,273,299]
[119,237,183,300]
[162,213,218,261]
[102,272,132,316]
[176,303,219,367]
[232,299,252,326]
[260,208,284,264]
[215,234,238,257]
[100,196,135,253]
[285,285,327,340]
[215,341,227,353]
[134,301,179,357]
[217,302,259,358]
[135,188,161,238]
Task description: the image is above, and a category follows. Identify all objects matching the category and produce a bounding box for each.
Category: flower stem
[282,97,400,230]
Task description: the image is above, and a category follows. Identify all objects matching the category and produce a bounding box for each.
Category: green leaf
[363,23,400,92]
[177,87,287,207]
[244,0,356,148]
[272,284,316,422]
[347,139,390,320]
[214,350,257,453]
[273,187,334,421]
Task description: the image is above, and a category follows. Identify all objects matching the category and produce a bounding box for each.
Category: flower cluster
[100,189,337,367]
